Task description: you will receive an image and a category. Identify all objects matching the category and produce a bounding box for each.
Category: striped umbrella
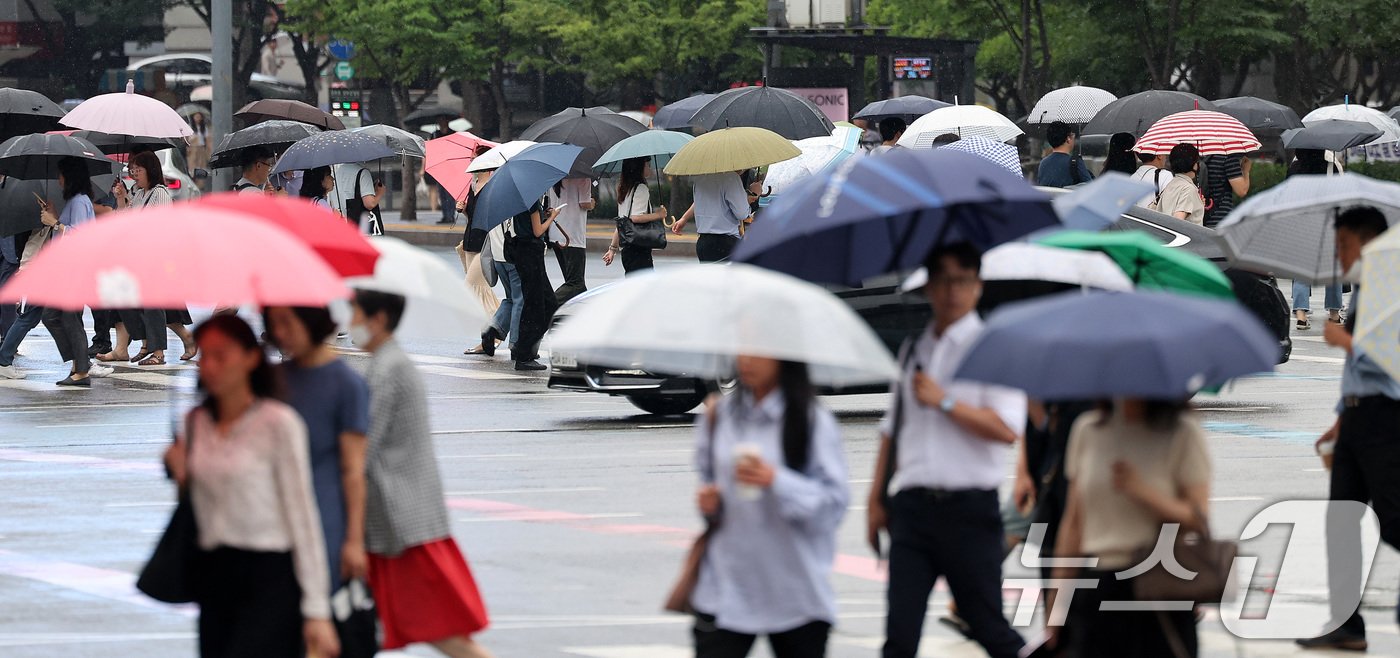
[937,136,1022,177]
[1133,110,1261,156]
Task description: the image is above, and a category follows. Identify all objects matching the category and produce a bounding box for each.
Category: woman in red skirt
[352,289,495,658]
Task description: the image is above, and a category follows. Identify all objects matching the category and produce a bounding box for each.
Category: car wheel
[627,392,708,416]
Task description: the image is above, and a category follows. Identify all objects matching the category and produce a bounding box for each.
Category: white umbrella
[548,264,897,387]
[61,80,194,139]
[900,243,1135,292]
[1028,86,1117,125]
[898,105,1023,147]
[937,136,1022,176]
[1355,229,1400,383]
[763,125,862,197]
[347,237,490,339]
[465,139,536,172]
[618,110,653,127]
[1302,104,1400,145]
[419,118,474,134]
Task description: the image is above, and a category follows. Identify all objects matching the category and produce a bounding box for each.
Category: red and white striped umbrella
[1133,110,1261,156]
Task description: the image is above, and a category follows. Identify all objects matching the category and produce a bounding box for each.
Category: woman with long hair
[504,196,560,370]
[299,166,336,210]
[690,356,849,657]
[603,157,667,274]
[1101,132,1139,176]
[38,157,99,386]
[187,111,210,173]
[162,314,339,657]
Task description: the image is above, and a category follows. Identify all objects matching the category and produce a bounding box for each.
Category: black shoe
[480,332,497,357]
[87,345,108,358]
[56,375,91,387]
[1296,628,1368,651]
[938,614,975,640]
[514,360,547,371]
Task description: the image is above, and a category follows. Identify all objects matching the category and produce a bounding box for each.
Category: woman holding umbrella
[38,157,100,386]
[506,198,562,370]
[602,157,666,274]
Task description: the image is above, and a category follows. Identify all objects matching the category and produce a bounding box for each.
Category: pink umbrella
[0,204,348,311]
[425,132,499,201]
[60,80,194,139]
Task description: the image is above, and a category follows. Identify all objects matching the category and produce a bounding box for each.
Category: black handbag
[136,416,202,603]
[617,187,666,250]
[333,579,380,658]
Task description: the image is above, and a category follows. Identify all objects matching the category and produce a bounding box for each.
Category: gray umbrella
[270,130,396,175]
[1083,90,1217,137]
[0,134,114,180]
[652,94,718,131]
[0,88,65,142]
[519,107,646,178]
[1282,120,1385,151]
[353,124,427,158]
[208,120,322,169]
[403,105,461,125]
[0,176,52,237]
[691,87,835,140]
[1213,97,1303,133]
[852,95,950,124]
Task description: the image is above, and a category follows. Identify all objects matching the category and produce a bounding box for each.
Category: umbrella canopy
[663,127,800,176]
[1390,106,1400,122]
[1282,120,1384,152]
[1212,97,1303,134]
[347,237,490,338]
[235,99,344,131]
[403,105,461,125]
[192,193,379,277]
[519,106,646,178]
[464,139,533,173]
[0,176,53,238]
[418,118,473,134]
[208,120,321,169]
[0,88,66,141]
[937,136,1022,176]
[899,105,1023,147]
[60,80,193,139]
[425,132,502,201]
[954,290,1278,399]
[690,86,835,140]
[901,242,1134,292]
[1038,230,1233,298]
[1028,86,1117,125]
[652,93,719,131]
[549,264,897,386]
[190,85,212,102]
[1051,172,1156,231]
[618,110,652,126]
[592,130,694,176]
[53,129,181,155]
[1133,110,1262,156]
[733,148,1058,286]
[763,125,862,197]
[470,142,585,231]
[1083,90,1217,137]
[270,130,396,176]
[0,205,348,310]
[1302,104,1400,144]
[176,103,208,119]
[0,133,113,180]
[852,95,951,124]
[1216,173,1400,284]
[1355,229,1400,383]
[353,124,427,158]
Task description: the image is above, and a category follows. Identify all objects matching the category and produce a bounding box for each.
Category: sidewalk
[380,211,699,258]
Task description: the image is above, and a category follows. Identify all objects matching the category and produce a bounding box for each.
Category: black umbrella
[652,93,718,131]
[235,99,345,130]
[691,86,835,140]
[0,134,114,180]
[0,176,54,237]
[62,130,182,155]
[0,88,66,142]
[1083,90,1217,137]
[208,120,322,169]
[269,130,396,175]
[852,95,950,124]
[1213,97,1303,133]
[519,107,646,178]
[403,105,461,125]
[1282,120,1384,151]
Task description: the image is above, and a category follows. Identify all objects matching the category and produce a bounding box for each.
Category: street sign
[328,39,355,61]
[334,61,355,81]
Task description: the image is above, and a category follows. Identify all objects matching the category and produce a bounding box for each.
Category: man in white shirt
[234,148,274,194]
[332,163,385,234]
[868,242,1027,658]
[548,177,594,304]
[1131,151,1171,208]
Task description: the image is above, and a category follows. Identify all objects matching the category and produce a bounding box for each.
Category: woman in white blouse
[164,315,339,658]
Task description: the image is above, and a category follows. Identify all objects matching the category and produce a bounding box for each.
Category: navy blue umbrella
[852,95,950,123]
[652,93,718,131]
[732,148,1058,286]
[954,290,1278,399]
[269,130,395,175]
[471,142,585,231]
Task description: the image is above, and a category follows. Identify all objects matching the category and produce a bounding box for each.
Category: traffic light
[329,88,363,120]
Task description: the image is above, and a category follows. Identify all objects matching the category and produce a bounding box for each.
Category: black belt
[1342,395,1400,409]
[898,487,997,502]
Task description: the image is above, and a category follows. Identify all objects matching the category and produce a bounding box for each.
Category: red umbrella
[0,204,347,311]
[425,132,499,202]
[194,193,379,277]
[1133,110,1262,156]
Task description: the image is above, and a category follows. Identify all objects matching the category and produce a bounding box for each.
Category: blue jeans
[0,302,43,367]
[1292,280,1344,313]
[0,258,17,337]
[491,261,523,346]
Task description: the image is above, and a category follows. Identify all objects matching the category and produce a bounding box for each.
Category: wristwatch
[939,397,956,414]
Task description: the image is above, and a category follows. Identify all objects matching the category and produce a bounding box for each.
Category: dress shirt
[548,177,591,247]
[879,313,1027,492]
[691,173,749,237]
[1340,288,1400,412]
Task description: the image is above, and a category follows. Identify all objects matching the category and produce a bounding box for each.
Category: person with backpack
[334,163,386,235]
[234,148,275,195]
[1036,121,1093,188]
[1150,144,1205,225]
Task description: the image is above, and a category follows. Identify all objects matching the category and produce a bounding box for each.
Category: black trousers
[1327,397,1400,637]
[883,489,1024,658]
[551,244,587,304]
[1065,568,1198,658]
[509,240,555,361]
[40,308,89,375]
[197,547,303,658]
[693,612,830,658]
[620,244,654,274]
[90,309,118,353]
[697,233,740,263]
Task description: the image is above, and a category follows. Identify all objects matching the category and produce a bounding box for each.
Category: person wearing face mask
[1149,143,1205,225]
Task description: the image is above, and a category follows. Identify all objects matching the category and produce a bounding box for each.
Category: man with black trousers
[867,243,1027,658]
[1298,206,1399,652]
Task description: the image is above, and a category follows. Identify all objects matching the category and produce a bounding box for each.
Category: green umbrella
[1037,230,1233,298]
[592,130,694,176]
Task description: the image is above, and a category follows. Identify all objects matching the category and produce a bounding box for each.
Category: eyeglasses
[258,160,275,169]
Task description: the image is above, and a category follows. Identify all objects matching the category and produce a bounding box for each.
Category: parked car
[126,54,305,102]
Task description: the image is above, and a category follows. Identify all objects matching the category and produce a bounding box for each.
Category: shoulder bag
[1128,506,1237,605]
[136,413,203,603]
[19,225,53,270]
[617,187,667,251]
[663,402,721,613]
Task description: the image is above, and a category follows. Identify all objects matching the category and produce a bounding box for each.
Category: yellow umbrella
[663,126,800,176]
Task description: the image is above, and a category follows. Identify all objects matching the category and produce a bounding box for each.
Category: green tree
[182,0,280,111]
[17,0,169,97]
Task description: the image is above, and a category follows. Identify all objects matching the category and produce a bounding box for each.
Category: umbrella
[1212,97,1303,133]
[418,118,473,134]
[53,129,181,155]
[192,193,379,277]
[519,107,646,178]
[464,139,533,173]
[1215,173,1400,285]
[1083,90,1217,137]
[901,242,1135,293]
[60,80,193,139]
[207,120,321,169]
[1132,110,1262,156]
[1050,172,1156,231]
[898,105,1023,147]
[663,127,799,177]
[652,93,719,131]
[937,136,1022,176]
[732,148,1059,286]
[190,85,212,102]
[1028,86,1117,125]
[1355,229,1400,382]
[426,132,503,201]
[1390,106,1400,122]
[0,205,348,310]
[1038,230,1233,298]
[1302,104,1400,144]
[549,263,897,386]
[618,110,652,127]
[348,237,489,339]
[592,130,694,176]
[954,290,1277,399]
[1282,120,1385,152]
[0,133,114,180]
[470,142,585,231]
[852,95,951,124]
[403,105,461,125]
[0,176,54,238]
[690,86,835,140]
[235,99,344,131]
[353,124,427,158]
[270,131,396,176]
[763,125,862,197]
[176,103,208,119]
[0,88,66,141]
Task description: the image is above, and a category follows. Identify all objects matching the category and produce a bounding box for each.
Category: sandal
[137,354,166,366]
[179,349,198,361]
[96,352,130,362]
[464,345,488,355]
[129,349,153,363]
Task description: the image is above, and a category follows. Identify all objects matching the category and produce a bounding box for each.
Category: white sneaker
[88,364,114,378]
[0,364,24,379]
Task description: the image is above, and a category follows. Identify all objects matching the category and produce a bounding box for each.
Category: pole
[211,0,233,192]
